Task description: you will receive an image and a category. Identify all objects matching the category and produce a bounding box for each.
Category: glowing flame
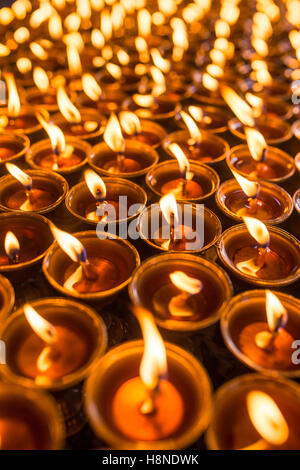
[243,216,270,246]
[67,45,82,75]
[14,26,30,44]
[106,62,122,80]
[210,49,226,68]
[160,192,178,225]
[206,64,224,79]
[64,12,81,32]
[4,73,21,118]
[202,72,219,92]
[4,231,20,260]
[100,9,112,40]
[256,69,272,86]
[91,29,105,48]
[49,14,63,40]
[245,93,263,117]
[134,306,167,390]
[119,111,141,135]
[252,38,269,57]
[188,106,204,122]
[245,128,267,162]
[232,170,258,198]
[51,225,86,263]
[138,8,151,37]
[133,94,154,108]
[30,42,48,60]
[150,48,170,73]
[57,87,81,123]
[16,57,32,74]
[168,143,190,178]
[221,86,254,127]
[0,43,10,56]
[135,36,149,62]
[170,271,202,294]
[37,113,66,154]
[215,19,230,38]
[266,290,288,332]
[24,304,57,344]
[117,49,129,66]
[84,169,106,201]
[5,163,32,189]
[247,391,289,446]
[103,113,125,153]
[33,67,49,93]
[180,111,202,143]
[81,74,102,101]
[150,66,166,96]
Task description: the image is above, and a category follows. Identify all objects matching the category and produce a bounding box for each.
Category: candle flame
[24,304,57,344]
[180,111,202,143]
[245,93,263,117]
[16,57,32,74]
[5,163,32,189]
[119,111,141,135]
[51,225,87,263]
[33,66,49,93]
[49,14,63,40]
[202,72,219,92]
[133,94,154,108]
[206,64,224,79]
[67,44,82,75]
[168,143,191,178]
[0,43,10,57]
[37,113,66,154]
[103,113,125,153]
[232,170,259,198]
[150,48,170,73]
[4,73,21,118]
[100,8,112,40]
[4,231,20,260]
[245,128,267,162]
[188,105,204,122]
[247,391,289,446]
[84,169,106,201]
[256,68,272,86]
[57,86,81,123]
[266,290,288,332]
[221,86,254,127]
[137,8,151,37]
[30,42,48,60]
[117,49,130,66]
[82,73,102,101]
[170,271,202,294]
[134,306,167,391]
[91,28,105,48]
[243,216,270,246]
[160,192,178,225]
[215,19,230,38]
[150,66,166,96]
[106,62,122,80]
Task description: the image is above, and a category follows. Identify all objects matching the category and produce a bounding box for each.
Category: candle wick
[117,152,125,172]
[9,249,20,264]
[140,388,158,416]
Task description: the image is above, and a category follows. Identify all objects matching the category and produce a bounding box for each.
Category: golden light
[256,69,272,86]
[91,0,105,10]
[24,304,57,345]
[100,8,112,40]
[168,143,191,178]
[247,391,289,446]
[206,64,224,79]
[5,163,32,189]
[33,66,49,93]
[150,48,170,73]
[119,111,141,135]
[76,0,91,20]
[4,231,20,261]
[0,7,14,25]
[221,85,255,127]
[188,105,204,123]
[0,43,10,57]
[134,306,167,391]
[37,113,66,155]
[13,26,30,44]
[220,3,240,24]
[117,49,130,66]
[180,111,202,143]
[103,113,125,153]
[49,14,63,40]
[170,271,202,295]
[158,0,177,16]
[245,93,263,117]
[12,1,27,20]
[210,48,226,68]
[160,192,179,225]
[133,94,154,107]
[84,169,107,201]
[202,72,219,92]
[232,170,259,198]
[243,216,270,246]
[101,45,113,61]
[266,290,288,332]
[29,3,52,28]
[16,57,32,74]
[150,66,166,96]
[106,63,122,80]
[82,73,102,101]
[29,41,48,60]
[245,128,267,162]
[289,30,300,49]
[137,8,151,37]
[64,12,81,32]
[51,225,86,263]
[4,73,21,118]
[91,28,105,49]
[67,44,82,76]
[215,19,230,38]
[135,36,149,63]
[252,38,269,57]
[57,86,81,123]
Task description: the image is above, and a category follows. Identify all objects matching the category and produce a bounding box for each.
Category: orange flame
[202,72,219,92]
[137,8,151,37]
[103,113,125,153]
[206,64,224,79]
[82,73,102,101]
[91,28,105,48]
[133,94,154,108]
[170,271,202,294]
[24,304,57,344]
[37,113,66,154]
[243,216,270,246]
[106,62,122,80]
[247,391,289,446]
[67,44,82,75]
[188,105,204,122]
[5,163,32,189]
[30,42,48,60]
[119,111,141,135]
[4,73,21,118]
[33,66,49,93]
[117,49,130,66]
[84,169,106,200]
[134,306,167,390]
[4,231,20,259]
[232,170,259,198]
[16,57,32,74]
[160,192,178,225]
[245,128,267,162]
[180,111,202,143]
[150,48,170,73]
[221,86,255,127]
[245,93,263,117]
[57,86,81,123]
[256,68,272,86]
[49,14,63,40]
[168,143,190,178]
[266,290,288,332]
[51,225,86,263]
